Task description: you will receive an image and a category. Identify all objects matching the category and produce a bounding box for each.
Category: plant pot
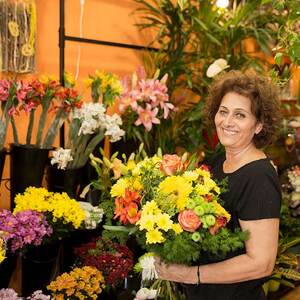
[47,165,83,199]
[10,144,50,208]
[0,253,17,288]
[22,242,62,297]
[0,148,7,182]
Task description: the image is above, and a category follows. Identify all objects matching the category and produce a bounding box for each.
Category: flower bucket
[47,165,83,199]
[0,148,7,182]
[0,253,17,288]
[22,242,61,297]
[10,144,50,207]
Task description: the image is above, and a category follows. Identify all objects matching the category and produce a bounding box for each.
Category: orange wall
[0,0,152,209]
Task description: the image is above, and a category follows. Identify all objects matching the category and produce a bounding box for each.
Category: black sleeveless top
[184,154,281,300]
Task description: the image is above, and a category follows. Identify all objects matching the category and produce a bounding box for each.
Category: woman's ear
[255,122,263,134]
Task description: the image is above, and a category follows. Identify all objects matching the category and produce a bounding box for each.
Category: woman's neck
[224,144,265,173]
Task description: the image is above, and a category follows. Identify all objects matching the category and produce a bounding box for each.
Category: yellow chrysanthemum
[0,237,6,263]
[110,178,129,197]
[158,176,192,211]
[203,177,219,193]
[183,170,199,182]
[196,167,211,179]
[146,228,165,244]
[141,200,160,215]
[195,183,210,196]
[155,213,173,231]
[130,176,143,191]
[137,214,156,231]
[213,201,231,221]
[126,160,137,171]
[172,223,184,234]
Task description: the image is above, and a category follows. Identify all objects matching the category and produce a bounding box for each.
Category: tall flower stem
[26,110,35,145]
[10,116,19,145]
[36,100,51,148]
[0,119,9,150]
[43,109,67,149]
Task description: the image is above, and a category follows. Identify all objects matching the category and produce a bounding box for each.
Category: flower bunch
[84,70,123,104]
[0,236,6,263]
[118,67,174,131]
[0,289,51,300]
[108,153,247,265]
[47,266,105,300]
[78,201,104,230]
[286,166,300,216]
[50,102,125,170]
[74,237,134,287]
[0,209,52,253]
[13,187,86,240]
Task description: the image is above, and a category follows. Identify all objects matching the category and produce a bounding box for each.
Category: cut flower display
[74,236,134,287]
[47,266,105,300]
[0,209,52,253]
[13,187,86,240]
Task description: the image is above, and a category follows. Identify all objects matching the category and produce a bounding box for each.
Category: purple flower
[0,209,53,253]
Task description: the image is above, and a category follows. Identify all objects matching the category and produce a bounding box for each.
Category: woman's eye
[236,113,245,119]
[218,110,227,115]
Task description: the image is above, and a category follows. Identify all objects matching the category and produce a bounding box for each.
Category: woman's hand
[154,257,197,284]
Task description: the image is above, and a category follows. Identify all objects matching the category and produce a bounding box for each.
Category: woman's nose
[223,113,234,126]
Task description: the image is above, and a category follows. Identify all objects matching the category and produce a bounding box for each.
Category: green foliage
[134,0,287,154]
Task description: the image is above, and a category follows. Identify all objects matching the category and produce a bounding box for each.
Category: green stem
[26,110,35,145]
[43,109,67,149]
[10,116,19,145]
[0,118,9,149]
[36,100,51,148]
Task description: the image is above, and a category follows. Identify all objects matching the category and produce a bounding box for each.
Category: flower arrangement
[108,153,247,265]
[0,288,51,300]
[47,265,105,300]
[74,237,134,287]
[0,236,6,263]
[13,187,86,240]
[0,209,52,253]
[50,102,125,170]
[286,165,300,216]
[78,201,104,230]
[116,67,176,153]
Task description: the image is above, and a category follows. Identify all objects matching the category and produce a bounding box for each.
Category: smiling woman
[154,71,282,300]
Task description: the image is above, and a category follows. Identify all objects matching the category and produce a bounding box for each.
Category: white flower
[206,58,229,78]
[104,113,125,142]
[78,201,104,229]
[139,254,158,281]
[134,288,157,300]
[50,148,73,170]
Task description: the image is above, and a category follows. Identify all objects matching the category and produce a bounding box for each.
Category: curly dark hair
[203,70,282,148]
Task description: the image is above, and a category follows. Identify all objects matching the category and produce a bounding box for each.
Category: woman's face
[214,92,262,150]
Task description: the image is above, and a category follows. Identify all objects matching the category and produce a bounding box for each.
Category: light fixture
[216,0,229,8]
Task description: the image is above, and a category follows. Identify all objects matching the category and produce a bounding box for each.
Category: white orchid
[50,148,73,170]
[206,58,229,78]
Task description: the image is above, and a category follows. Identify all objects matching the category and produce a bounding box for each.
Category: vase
[10,144,50,208]
[22,242,62,297]
[0,253,17,288]
[0,148,7,183]
[47,165,83,199]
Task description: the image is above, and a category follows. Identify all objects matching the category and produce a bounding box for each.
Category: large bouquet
[106,153,248,298]
[13,187,86,241]
[47,266,105,300]
[74,236,134,287]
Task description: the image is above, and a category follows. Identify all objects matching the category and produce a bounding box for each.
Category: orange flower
[160,154,183,175]
[178,209,201,232]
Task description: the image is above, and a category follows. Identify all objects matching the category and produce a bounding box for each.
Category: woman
[154,70,282,300]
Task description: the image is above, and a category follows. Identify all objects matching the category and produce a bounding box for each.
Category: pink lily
[135,104,160,131]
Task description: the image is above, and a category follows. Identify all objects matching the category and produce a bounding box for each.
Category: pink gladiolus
[135,104,160,131]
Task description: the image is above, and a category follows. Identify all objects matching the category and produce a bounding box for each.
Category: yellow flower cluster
[84,70,123,95]
[47,266,105,300]
[137,200,182,244]
[158,176,193,211]
[14,187,86,229]
[0,237,6,263]
[213,201,231,221]
[110,176,143,198]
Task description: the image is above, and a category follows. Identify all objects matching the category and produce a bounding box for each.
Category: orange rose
[178,209,201,232]
[160,154,183,175]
